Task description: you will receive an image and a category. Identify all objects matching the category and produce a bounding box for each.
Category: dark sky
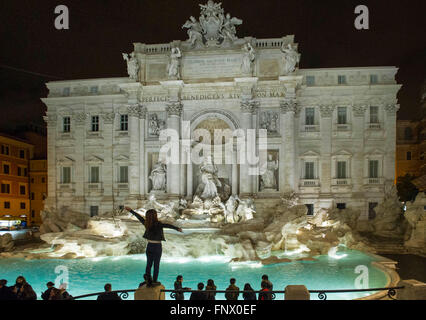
[0,0,425,132]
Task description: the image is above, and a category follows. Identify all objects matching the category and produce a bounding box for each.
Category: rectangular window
[306,76,315,86]
[3,164,10,175]
[62,167,71,184]
[31,192,35,200]
[20,202,26,209]
[305,108,315,125]
[369,160,379,178]
[31,178,35,183]
[407,152,412,160]
[370,74,378,84]
[337,203,346,210]
[90,206,99,217]
[42,177,46,183]
[24,168,27,177]
[63,87,70,96]
[119,166,128,183]
[19,150,25,159]
[90,166,100,183]
[337,161,347,179]
[1,145,9,155]
[305,162,315,179]
[20,185,26,195]
[370,106,379,123]
[306,204,314,216]
[1,184,10,194]
[338,75,346,85]
[91,116,100,132]
[31,210,35,218]
[337,107,347,124]
[18,167,22,176]
[120,115,129,131]
[4,202,10,209]
[63,117,71,132]
[90,86,98,94]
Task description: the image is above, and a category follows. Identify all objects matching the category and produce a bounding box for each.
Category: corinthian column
[139,106,147,199]
[319,105,334,195]
[127,104,141,203]
[280,99,299,192]
[352,105,367,192]
[43,113,58,210]
[73,111,87,212]
[384,104,399,183]
[166,101,183,198]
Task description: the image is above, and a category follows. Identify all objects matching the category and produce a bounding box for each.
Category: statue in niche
[260,154,279,191]
[148,114,165,137]
[280,43,300,75]
[241,43,256,75]
[220,13,242,42]
[167,47,182,79]
[195,155,222,200]
[149,161,167,191]
[122,52,139,81]
[182,16,204,47]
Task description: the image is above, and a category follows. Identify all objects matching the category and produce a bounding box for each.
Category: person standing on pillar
[125,207,183,284]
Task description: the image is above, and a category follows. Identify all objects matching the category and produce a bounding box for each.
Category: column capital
[101,112,116,124]
[73,112,88,125]
[384,104,400,115]
[319,105,334,118]
[43,113,57,127]
[280,99,299,115]
[352,104,367,117]
[127,104,148,119]
[240,99,260,114]
[166,101,183,117]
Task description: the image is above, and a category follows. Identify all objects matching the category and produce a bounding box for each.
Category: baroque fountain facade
[3,1,421,263]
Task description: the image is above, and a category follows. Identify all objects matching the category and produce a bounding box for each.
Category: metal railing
[71,286,404,301]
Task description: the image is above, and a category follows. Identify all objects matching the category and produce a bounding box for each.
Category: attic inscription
[182,56,241,77]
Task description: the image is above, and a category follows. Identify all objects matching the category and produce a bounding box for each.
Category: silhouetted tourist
[18,283,37,300]
[190,283,206,300]
[49,288,63,300]
[225,278,239,300]
[242,283,256,300]
[14,276,26,292]
[261,274,273,290]
[59,283,72,300]
[174,275,191,300]
[205,279,217,300]
[0,279,16,300]
[125,207,183,283]
[97,283,121,301]
[41,282,55,300]
[258,281,272,300]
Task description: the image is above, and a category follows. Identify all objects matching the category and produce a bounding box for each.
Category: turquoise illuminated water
[0,250,388,300]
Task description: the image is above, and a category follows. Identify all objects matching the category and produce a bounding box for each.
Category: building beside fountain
[41,1,401,220]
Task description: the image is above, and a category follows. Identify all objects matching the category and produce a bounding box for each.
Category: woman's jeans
[146,242,162,282]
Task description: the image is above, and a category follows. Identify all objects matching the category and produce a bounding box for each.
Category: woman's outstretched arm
[125,207,145,225]
[161,223,183,233]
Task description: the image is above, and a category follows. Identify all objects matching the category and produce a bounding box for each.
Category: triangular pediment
[56,156,75,163]
[365,148,384,156]
[332,149,352,156]
[86,155,104,163]
[301,150,320,157]
[115,154,129,161]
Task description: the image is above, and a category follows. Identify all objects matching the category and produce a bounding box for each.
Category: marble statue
[122,52,139,81]
[241,43,255,75]
[281,44,300,75]
[260,111,279,134]
[167,47,182,79]
[149,161,167,191]
[196,155,222,200]
[260,154,278,190]
[148,114,165,137]
[220,13,242,42]
[182,16,204,47]
[235,196,255,222]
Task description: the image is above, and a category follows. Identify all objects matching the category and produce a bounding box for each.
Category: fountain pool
[0,249,390,300]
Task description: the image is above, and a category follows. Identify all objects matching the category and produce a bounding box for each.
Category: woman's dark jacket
[243,290,257,300]
[130,210,180,241]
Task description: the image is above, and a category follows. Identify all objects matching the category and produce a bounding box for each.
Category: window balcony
[336,124,351,131]
[332,178,352,186]
[364,177,384,185]
[87,182,103,190]
[58,183,75,192]
[117,183,129,189]
[303,125,319,132]
[368,123,381,130]
[300,179,320,187]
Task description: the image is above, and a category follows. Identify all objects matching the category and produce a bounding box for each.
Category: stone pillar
[187,159,193,199]
[101,111,115,211]
[319,105,334,195]
[166,101,183,198]
[239,99,255,197]
[280,99,298,193]
[352,105,367,193]
[384,104,399,183]
[43,113,58,210]
[232,150,238,195]
[127,105,141,204]
[139,106,147,199]
[73,112,87,213]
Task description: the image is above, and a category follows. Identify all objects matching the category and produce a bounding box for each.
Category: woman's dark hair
[16,276,26,284]
[176,275,183,281]
[207,279,215,287]
[144,209,159,230]
[50,288,63,300]
[244,283,253,291]
[197,283,204,290]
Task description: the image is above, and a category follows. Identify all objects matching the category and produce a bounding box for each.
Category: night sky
[0,0,425,132]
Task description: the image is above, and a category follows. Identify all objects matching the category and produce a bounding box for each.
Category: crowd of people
[0,277,72,300]
[173,274,274,301]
